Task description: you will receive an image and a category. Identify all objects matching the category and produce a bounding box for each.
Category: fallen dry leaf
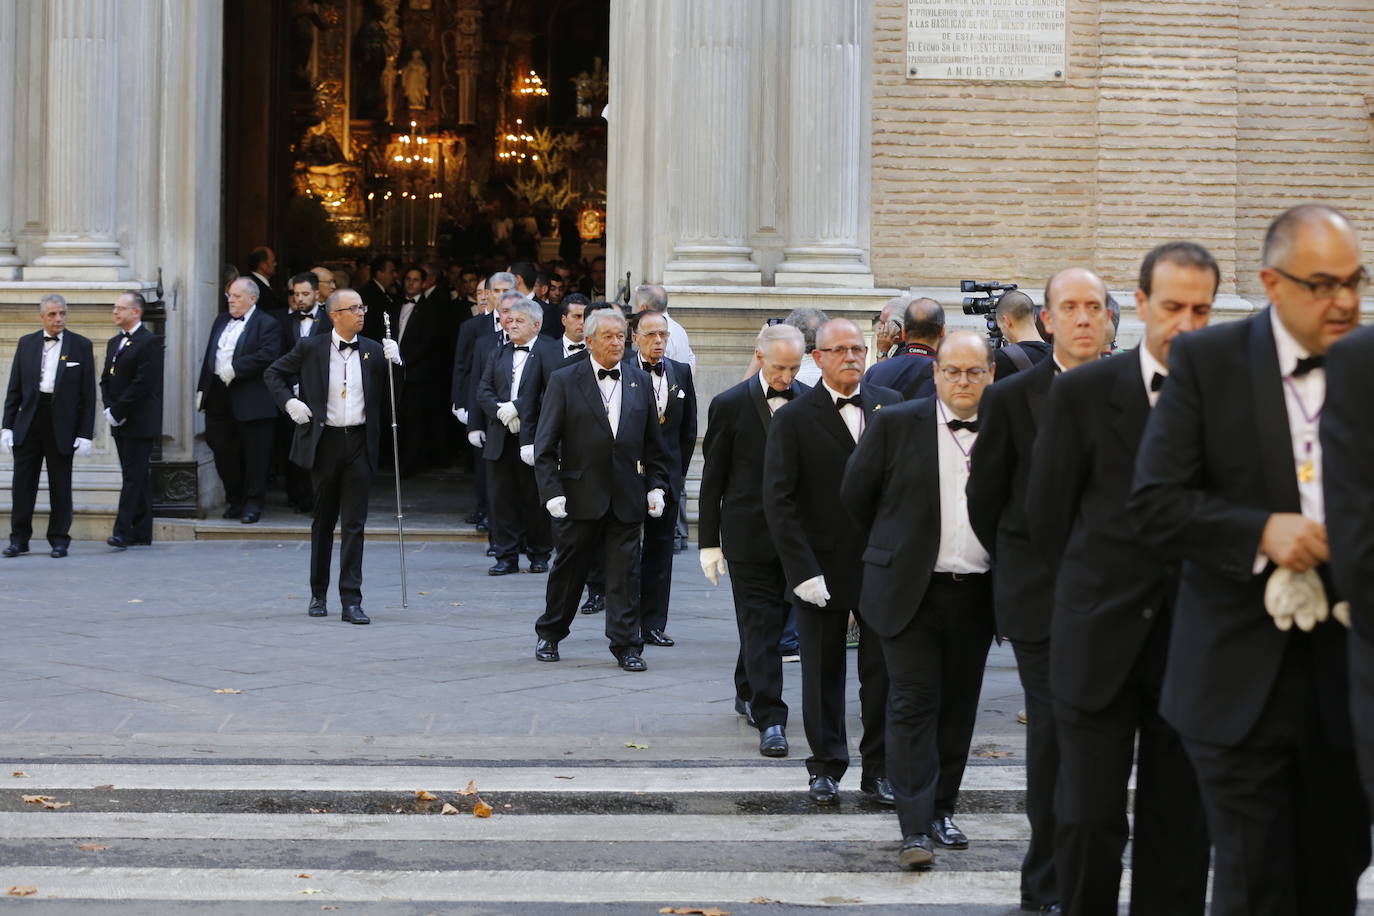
[12,771,30,778]
[91,784,114,791]
[213,688,242,694]
[415,790,438,801]
[749,898,778,905]
[624,742,649,750]
[503,804,512,809]
[300,887,323,894]
[659,910,732,916]
[321,907,339,911]
[458,780,477,796]
[554,775,575,780]
[440,803,459,815]
[974,750,1013,758]
[307,807,332,814]
[7,886,37,897]
[296,873,312,879]
[21,795,51,805]
[43,800,72,810]
[418,591,429,596]
[473,798,493,818]
[77,843,109,851]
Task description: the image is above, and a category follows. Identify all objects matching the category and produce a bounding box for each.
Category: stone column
[27,0,128,280]
[0,0,23,278]
[774,0,874,288]
[661,0,762,286]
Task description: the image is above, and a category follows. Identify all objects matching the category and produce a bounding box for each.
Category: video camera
[961,280,1019,348]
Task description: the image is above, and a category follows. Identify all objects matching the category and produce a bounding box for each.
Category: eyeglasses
[938,366,991,382]
[1271,265,1369,300]
[331,305,367,315]
[815,345,869,358]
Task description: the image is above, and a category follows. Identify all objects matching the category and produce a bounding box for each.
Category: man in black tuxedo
[475,297,560,575]
[277,272,332,513]
[861,297,941,399]
[1026,243,1218,915]
[764,318,900,794]
[1131,205,1370,915]
[101,290,164,549]
[699,324,809,753]
[532,307,670,671]
[360,255,397,342]
[197,278,286,524]
[393,265,442,478]
[1,294,95,558]
[245,246,280,313]
[625,310,697,647]
[967,266,1109,913]
[451,274,509,530]
[843,329,996,868]
[559,295,589,360]
[265,289,403,624]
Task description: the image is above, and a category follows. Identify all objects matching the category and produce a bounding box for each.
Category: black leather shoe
[808,775,839,804]
[308,597,327,617]
[580,592,604,615]
[931,815,968,848]
[2,543,27,558]
[475,518,491,533]
[898,834,935,868]
[488,559,519,576]
[106,535,129,550]
[240,511,261,524]
[50,546,67,558]
[861,776,896,806]
[340,605,370,624]
[618,652,647,672]
[1020,903,1061,913]
[759,725,788,758]
[644,629,675,647]
[222,505,242,519]
[733,697,756,727]
[535,639,560,662]
[464,510,484,524]
[528,559,549,574]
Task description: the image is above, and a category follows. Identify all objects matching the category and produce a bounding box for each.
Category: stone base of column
[27,239,129,281]
[775,246,875,288]
[663,244,762,286]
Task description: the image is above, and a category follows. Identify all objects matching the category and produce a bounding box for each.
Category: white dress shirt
[1139,344,1168,409]
[593,358,622,437]
[641,359,669,419]
[115,322,142,358]
[821,380,863,443]
[1271,307,1325,524]
[39,331,63,394]
[509,342,532,401]
[761,372,792,414]
[215,306,254,378]
[562,336,586,359]
[296,305,320,339]
[326,331,366,427]
[397,297,418,340]
[663,311,696,371]
[934,399,991,574]
[796,359,823,388]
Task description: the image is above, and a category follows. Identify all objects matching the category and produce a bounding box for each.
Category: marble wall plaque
[906,0,1067,81]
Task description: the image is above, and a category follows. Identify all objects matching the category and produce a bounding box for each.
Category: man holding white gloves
[532,307,670,672]
[473,296,561,576]
[264,288,402,624]
[1,294,96,558]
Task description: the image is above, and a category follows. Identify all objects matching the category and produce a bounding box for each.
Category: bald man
[862,297,943,399]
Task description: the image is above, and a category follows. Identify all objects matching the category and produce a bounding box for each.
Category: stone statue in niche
[351,4,388,119]
[402,50,429,110]
[289,0,330,93]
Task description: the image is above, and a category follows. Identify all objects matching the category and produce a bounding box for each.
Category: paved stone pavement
[0,537,1027,764]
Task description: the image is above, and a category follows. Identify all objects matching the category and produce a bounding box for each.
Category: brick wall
[871,0,1374,298]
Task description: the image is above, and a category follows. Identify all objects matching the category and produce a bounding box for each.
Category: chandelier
[497,118,537,164]
[517,69,548,97]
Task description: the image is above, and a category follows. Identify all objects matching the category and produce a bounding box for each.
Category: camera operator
[991,290,1051,381]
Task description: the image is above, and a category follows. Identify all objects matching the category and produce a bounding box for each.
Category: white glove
[794,575,831,608]
[383,338,402,365]
[73,437,92,457]
[104,408,124,428]
[218,365,236,386]
[647,488,665,518]
[546,496,568,519]
[506,416,521,435]
[195,390,204,412]
[453,407,468,425]
[468,429,486,448]
[496,402,519,426]
[699,547,726,586]
[284,398,313,425]
[0,429,11,454]
[520,444,535,466]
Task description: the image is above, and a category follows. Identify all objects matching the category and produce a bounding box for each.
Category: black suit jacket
[277,306,333,347]
[842,396,950,636]
[966,355,1059,642]
[1025,349,1175,711]
[763,382,902,611]
[101,326,163,440]
[698,374,810,563]
[465,331,506,428]
[3,330,96,451]
[360,280,395,342]
[1322,323,1374,797]
[248,273,280,313]
[475,336,563,458]
[451,312,500,411]
[862,351,935,401]
[533,358,671,524]
[264,333,394,471]
[622,356,697,496]
[196,308,285,422]
[1129,308,1352,748]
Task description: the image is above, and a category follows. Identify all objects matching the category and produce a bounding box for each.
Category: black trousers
[485,437,551,564]
[279,415,313,510]
[727,559,791,731]
[397,383,429,477]
[9,398,74,548]
[636,490,678,635]
[205,411,274,514]
[309,426,372,604]
[881,574,994,838]
[1184,633,1369,916]
[798,601,888,781]
[112,434,154,543]
[537,512,642,658]
[1012,637,1059,908]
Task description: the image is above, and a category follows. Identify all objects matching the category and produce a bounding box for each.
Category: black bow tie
[44,336,59,343]
[1291,355,1324,378]
[566,343,585,351]
[338,339,358,352]
[291,310,313,321]
[767,388,794,401]
[403,298,416,305]
[835,394,863,410]
[513,345,530,353]
[947,418,978,432]
[597,368,621,381]
[642,361,663,375]
[1150,372,1166,392]
[230,314,245,322]
[120,331,132,340]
